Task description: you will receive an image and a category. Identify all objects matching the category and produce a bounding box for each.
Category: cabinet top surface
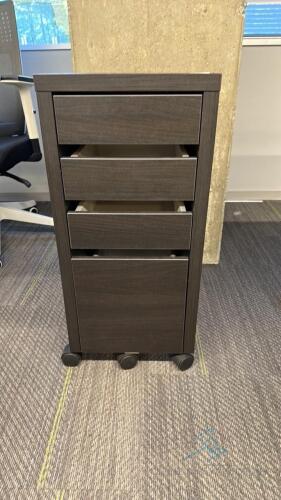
[34,73,221,93]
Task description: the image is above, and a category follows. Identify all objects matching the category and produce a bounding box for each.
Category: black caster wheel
[61,344,81,367]
[117,353,138,370]
[171,353,194,371]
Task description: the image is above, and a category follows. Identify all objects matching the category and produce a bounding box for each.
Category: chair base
[0,200,36,210]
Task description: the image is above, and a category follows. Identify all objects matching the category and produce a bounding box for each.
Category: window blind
[245,3,281,37]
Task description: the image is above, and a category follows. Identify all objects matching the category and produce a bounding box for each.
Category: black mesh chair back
[0,0,25,137]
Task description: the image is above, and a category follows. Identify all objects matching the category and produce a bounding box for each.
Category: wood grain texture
[61,158,197,201]
[36,92,80,352]
[184,91,220,353]
[67,212,192,250]
[34,73,221,93]
[54,94,202,145]
[72,257,188,353]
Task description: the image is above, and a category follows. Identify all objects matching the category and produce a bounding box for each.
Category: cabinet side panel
[36,91,80,352]
[184,91,220,353]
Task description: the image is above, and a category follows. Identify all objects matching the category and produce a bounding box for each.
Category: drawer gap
[71,249,189,259]
[72,200,188,213]
[184,201,193,212]
[60,144,197,160]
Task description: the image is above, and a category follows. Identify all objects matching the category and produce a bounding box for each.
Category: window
[244,2,281,37]
[13,0,70,49]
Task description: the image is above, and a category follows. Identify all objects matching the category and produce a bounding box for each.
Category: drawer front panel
[54,94,202,144]
[68,212,192,250]
[61,158,197,201]
[72,257,188,353]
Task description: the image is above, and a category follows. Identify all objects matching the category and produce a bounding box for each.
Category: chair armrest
[0,75,39,140]
[0,75,33,83]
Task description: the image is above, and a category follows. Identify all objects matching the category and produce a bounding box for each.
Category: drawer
[61,145,197,201]
[54,94,202,145]
[72,255,188,353]
[67,201,192,250]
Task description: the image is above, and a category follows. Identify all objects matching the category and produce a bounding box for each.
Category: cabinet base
[61,346,194,371]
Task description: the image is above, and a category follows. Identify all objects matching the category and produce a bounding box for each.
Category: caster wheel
[117,353,138,370]
[171,353,194,371]
[29,207,38,213]
[61,344,81,367]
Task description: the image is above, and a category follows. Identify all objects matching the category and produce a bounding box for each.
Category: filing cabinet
[35,73,221,371]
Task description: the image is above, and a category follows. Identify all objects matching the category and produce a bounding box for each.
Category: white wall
[227,45,281,200]
[1,45,281,201]
[0,49,72,201]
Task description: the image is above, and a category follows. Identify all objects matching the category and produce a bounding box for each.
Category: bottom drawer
[72,254,188,353]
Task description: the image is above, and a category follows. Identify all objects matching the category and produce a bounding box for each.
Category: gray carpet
[0,201,281,499]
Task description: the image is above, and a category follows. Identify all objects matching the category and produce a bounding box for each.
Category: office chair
[0,0,53,266]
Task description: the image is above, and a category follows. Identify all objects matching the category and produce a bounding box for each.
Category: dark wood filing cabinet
[35,74,221,371]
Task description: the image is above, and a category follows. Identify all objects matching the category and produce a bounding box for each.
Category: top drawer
[53,94,202,145]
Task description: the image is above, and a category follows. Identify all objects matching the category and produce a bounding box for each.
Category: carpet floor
[0,201,280,499]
